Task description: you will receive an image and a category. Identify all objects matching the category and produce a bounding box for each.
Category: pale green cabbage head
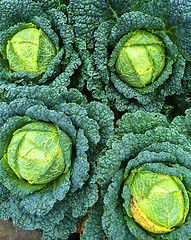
[7,122,72,184]
[124,170,189,233]
[115,30,166,88]
[6,25,57,73]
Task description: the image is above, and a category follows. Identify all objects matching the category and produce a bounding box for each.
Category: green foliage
[81,201,107,240]
[0,86,114,240]
[0,0,81,89]
[69,0,190,112]
[0,1,190,239]
[86,109,191,240]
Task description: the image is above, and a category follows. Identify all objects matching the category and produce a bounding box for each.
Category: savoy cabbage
[0,0,81,89]
[0,85,114,240]
[83,109,191,240]
[69,0,191,112]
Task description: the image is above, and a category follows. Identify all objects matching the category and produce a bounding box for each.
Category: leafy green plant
[69,0,190,112]
[0,1,190,239]
[0,85,114,240]
[0,0,81,89]
[82,109,191,240]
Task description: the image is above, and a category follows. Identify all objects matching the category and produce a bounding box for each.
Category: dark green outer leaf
[42,212,82,240]
[116,110,169,135]
[41,182,98,240]
[102,169,136,240]
[69,0,114,47]
[35,0,61,12]
[85,101,115,150]
[0,184,69,231]
[0,0,46,30]
[161,54,186,96]
[81,201,107,240]
[70,129,89,192]
[93,21,114,85]
[56,102,100,147]
[141,0,191,27]
[170,108,191,142]
[174,22,191,60]
[0,84,88,108]
[20,171,71,216]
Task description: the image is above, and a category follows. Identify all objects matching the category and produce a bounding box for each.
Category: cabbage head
[115,30,166,88]
[124,170,189,234]
[7,122,72,184]
[69,0,190,112]
[6,26,58,74]
[0,85,114,240]
[81,109,191,240]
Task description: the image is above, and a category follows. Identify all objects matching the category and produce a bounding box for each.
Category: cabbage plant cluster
[0,0,190,240]
[69,0,191,112]
[0,85,114,240]
[82,109,191,240]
